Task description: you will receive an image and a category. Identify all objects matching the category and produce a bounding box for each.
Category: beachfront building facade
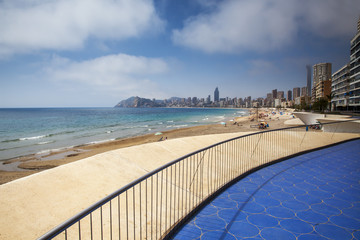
[293,87,300,100]
[349,17,360,110]
[301,87,308,97]
[306,65,312,97]
[264,93,273,107]
[330,17,360,111]
[312,63,332,102]
[331,64,350,111]
[295,96,311,106]
[315,80,332,100]
[287,90,292,101]
[272,89,277,99]
[274,98,281,108]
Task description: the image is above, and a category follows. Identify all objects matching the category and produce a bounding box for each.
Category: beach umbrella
[155,132,163,136]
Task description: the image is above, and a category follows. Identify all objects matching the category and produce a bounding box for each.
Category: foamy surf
[20,135,48,141]
[87,139,116,145]
[36,146,75,156]
[37,141,55,145]
[2,135,48,143]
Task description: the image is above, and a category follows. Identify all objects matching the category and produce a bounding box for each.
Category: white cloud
[172,0,360,54]
[45,53,168,97]
[0,0,164,56]
[298,0,360,38]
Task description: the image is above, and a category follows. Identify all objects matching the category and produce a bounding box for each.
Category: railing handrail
[38,119,359,239]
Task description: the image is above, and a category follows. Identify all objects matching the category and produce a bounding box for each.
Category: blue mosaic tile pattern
[173,139,360,240]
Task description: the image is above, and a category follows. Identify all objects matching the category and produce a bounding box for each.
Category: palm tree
[326,92,335,112]
[313,98,328,113]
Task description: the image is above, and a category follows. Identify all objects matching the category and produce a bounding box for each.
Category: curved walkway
[172,139,360,240]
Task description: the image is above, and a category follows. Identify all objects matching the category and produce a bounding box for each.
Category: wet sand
[0,109,295,184]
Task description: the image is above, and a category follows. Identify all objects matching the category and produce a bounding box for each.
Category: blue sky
[0,0,360,107]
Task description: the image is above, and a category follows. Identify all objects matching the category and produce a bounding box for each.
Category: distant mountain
[114,96,165,108]
[168,97,182,102]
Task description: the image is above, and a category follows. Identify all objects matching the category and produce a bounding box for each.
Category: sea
[0,107,249,161]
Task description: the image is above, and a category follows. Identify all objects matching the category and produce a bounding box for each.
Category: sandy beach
[0,108,296,184]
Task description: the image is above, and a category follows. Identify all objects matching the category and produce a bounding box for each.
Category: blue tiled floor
[173,139,360,240]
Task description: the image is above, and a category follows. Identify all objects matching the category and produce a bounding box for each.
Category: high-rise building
[272,89,277,99]
[313,63,332,85]
[192,97,198,104]
[306,65,312,97]
[349,17,360,110]
[206,95,211,104]
[265,93,273,107]
[301,87,308,97]
[331,64,350,110]
[315,80,332,101]
[214,87,219,102]
[312,63,332,102]
[287,90,292,101]
[293,87,300,99]
[277,91,284,99]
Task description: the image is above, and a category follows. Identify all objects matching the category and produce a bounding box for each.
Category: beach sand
[0,108,294,184]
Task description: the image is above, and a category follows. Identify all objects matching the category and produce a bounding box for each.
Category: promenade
[173,139,360,240]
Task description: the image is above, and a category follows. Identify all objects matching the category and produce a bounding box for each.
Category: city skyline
[1,0,360,107]
[120,83,311,109]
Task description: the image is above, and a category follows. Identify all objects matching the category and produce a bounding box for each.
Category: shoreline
[0,108,296,184]
[0,107,247,162]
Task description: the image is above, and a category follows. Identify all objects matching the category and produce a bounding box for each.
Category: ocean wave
[176,124,188,128]
[1,138,22,143]
[1,130,76,143]
[36,149,52,155]
[87,139,115,145]
[1,134,49,143]
[20,135,48,141]
[37,141,55,145]
[0,144,37,152]
[166,124,188,128]
[49,130,76,136]
[36,146,75,155]
[95,123,125,130]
